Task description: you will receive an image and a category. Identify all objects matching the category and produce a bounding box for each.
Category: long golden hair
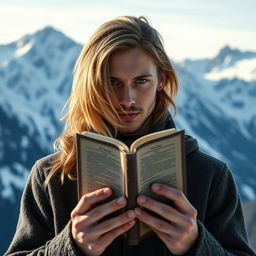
[45,16,179,184]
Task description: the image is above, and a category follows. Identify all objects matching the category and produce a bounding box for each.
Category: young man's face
[109,47,164,134]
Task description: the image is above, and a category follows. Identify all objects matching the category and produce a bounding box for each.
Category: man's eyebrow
[110,74,153,80]
[134,74,153,79]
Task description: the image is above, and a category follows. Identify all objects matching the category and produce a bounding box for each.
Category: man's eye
[110,79,121,87]
[136,78,148,84]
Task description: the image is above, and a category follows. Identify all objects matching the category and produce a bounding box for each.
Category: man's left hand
[135,183,198,255]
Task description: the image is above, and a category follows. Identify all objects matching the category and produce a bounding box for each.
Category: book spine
[125,153,140,245]
[180,130,187,196]
[76,133,83,202]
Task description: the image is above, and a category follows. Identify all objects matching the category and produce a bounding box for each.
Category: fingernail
[152,183,160,191]
[138,196,146,204]
[135,208,142,216]
[127,210,134,218]
[116,197,126,205]
[103,188,111,195]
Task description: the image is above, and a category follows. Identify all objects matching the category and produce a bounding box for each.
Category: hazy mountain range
[0,26,255,254]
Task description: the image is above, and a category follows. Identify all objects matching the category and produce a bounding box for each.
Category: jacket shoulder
[188,149,227,173]
[35,152,59,167]
[30,152,60,182]
[186,149,233,200]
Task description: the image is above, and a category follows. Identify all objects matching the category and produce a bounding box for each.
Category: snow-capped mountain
[181,46,256,81]
[0,26,81,151]
[0,26,82,205]
[176,47,256,202]
[0,27,82,254]
[0,27,255,254]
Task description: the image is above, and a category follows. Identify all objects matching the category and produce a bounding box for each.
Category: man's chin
[118,123,140,134]
[118,127,138,134]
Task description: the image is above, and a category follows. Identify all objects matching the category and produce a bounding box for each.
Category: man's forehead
[109,48,157,77]
[110,68,154,79]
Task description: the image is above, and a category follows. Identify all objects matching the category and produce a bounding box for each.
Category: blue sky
[0,0,256,60]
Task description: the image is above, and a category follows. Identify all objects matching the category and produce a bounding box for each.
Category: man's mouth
[118,112,139,121]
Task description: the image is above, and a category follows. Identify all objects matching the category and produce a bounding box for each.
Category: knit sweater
[5,114,255,256]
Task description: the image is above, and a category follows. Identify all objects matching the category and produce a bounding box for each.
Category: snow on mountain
[206,46,256,72]
[0,27,81,204]
[0,26,84,254]
[179,58,210,79]
[0,26,82,198]
[179,47,256,141]
[0,27,256,254]
[181,46,256,82]
[0,165,29,202]
[205,58,256,81]
[175,47,256,202]
[0,26,82,150]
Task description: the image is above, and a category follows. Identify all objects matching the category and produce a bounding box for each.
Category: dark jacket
[5,115,255,256]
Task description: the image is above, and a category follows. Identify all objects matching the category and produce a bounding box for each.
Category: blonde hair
[45,16,179,184]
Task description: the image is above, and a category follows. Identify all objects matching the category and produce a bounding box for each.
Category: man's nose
[119,86,135,107]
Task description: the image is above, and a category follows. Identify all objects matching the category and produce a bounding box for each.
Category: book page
[130,128,176,152]
[82,132,129,152]
[136,135,184,236]
[136,135,183,195]
[79,139,125,198]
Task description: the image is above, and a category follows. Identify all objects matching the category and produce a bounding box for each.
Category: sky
[0,0,256,61]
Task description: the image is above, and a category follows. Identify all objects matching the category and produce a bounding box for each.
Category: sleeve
[4,161,84,256]
[184,164,255,256]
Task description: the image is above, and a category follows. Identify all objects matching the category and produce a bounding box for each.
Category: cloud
[0,3,256,60]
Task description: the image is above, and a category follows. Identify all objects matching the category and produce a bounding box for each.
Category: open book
[76,128,186,245]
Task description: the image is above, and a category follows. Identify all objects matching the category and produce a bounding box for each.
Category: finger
[134,208,181,236]
[84,196,127,225]
[136,196,197,237]
[151,183,197,216]
[92,220,136,250]
[151,228,177,247]
[152,227,192,255]
[152,227,171,241]
[89,210,136,238]
[71,196,128,233]
[137,195,186,225]
[71,187,112,219]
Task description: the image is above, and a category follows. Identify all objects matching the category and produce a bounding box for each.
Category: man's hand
[71,187,136,256]
[135,184,198,255]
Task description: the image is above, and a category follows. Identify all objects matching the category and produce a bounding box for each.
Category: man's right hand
[71,187,136,256]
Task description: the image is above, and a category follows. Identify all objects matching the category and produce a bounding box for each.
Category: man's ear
[157,72,166,91]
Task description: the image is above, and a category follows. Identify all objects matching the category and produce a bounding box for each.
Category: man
[5,16,255,256]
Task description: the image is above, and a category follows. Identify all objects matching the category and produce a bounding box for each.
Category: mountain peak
[32,25,76,46]
[206,45,256,72]
[41,25,57,32]
[220,45,232,53]
[36,25,64,38]
[218,45,256,57]
[217,45,241,59]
